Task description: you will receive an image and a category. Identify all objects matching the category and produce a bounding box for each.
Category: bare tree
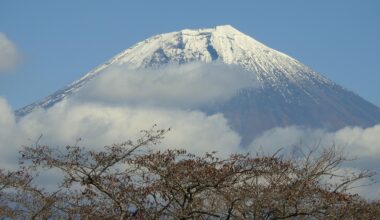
[0,166,63,219]
[19,126,169,219]
[135,146,377,219]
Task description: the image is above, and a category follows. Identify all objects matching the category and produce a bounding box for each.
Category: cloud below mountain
[0,33,21,73]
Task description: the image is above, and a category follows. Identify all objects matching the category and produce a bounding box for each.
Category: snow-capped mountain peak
[16,25,380,142]
[113,24,268,67]
[16,25,333,116]
[109,24,318,83]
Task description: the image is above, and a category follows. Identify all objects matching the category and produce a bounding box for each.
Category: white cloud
[0,98,241,170]
[0,97,21,169]
[0,97,15,130]
[333,125,380,158]
[249,125,380,160]
[0,62,257,169]
[18,100,241,155]
[77,62,256,108]
[1,93,380,198]
[1,58,379,199]
[0,33,21,72]
[249,125,380,199]
[249,126,329,153]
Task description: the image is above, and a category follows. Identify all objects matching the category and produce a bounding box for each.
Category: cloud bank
[0,33,21,72]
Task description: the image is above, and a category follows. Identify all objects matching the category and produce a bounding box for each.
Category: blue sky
[0,0,379,109]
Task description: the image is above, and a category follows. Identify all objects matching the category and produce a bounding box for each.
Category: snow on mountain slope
[16,25,380,146]
[88,25,331,86]
[16,25,330,115]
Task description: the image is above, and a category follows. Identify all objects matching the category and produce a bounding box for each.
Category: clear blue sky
[0,0,379,109]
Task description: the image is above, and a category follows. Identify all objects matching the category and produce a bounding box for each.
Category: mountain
[16,25,380,145]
